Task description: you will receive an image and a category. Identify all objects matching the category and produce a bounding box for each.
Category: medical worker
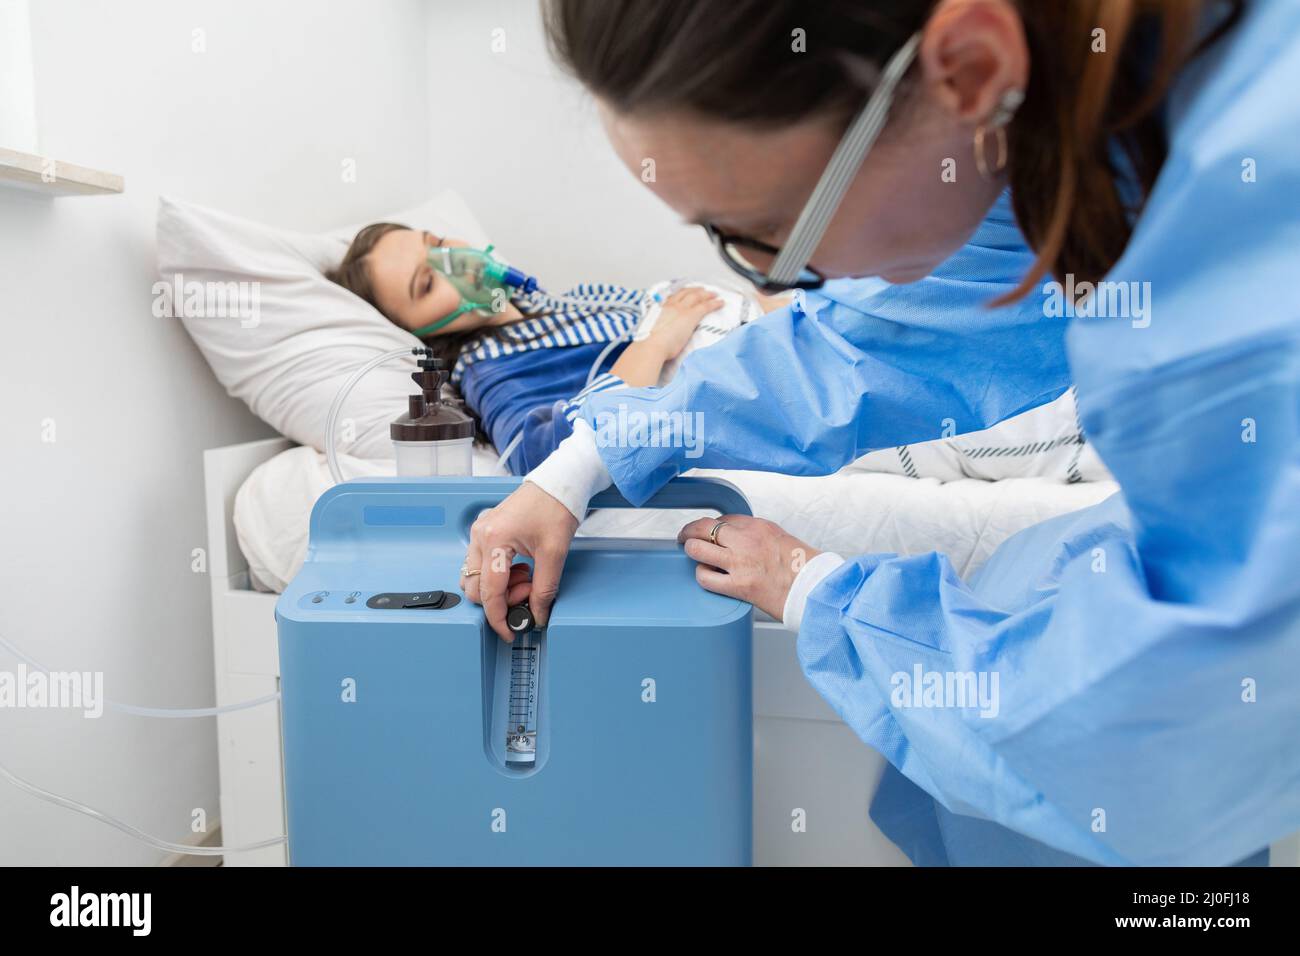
[461,0,1300,865]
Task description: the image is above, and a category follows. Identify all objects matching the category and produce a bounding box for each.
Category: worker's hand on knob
[464,482,579,641]
[677,515,820,622]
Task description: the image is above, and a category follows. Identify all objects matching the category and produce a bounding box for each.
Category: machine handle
[314,476,752,544]
[587,476,751,518]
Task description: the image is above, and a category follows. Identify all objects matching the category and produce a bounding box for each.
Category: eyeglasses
[703,31,923,294]
[703,224,826,293]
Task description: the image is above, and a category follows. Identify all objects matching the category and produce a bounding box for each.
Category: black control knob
[506,603,536,633]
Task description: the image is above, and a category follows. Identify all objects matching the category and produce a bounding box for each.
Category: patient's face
[366,228,515,336]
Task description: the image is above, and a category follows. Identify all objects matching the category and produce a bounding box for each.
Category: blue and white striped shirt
[453,284,645,474]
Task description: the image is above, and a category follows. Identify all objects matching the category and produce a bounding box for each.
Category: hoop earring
[973,87,1024,181]
[974,124,1007,180]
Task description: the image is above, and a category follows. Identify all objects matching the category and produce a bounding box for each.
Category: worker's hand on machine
[677,515,820,621]
[464,482,580,641]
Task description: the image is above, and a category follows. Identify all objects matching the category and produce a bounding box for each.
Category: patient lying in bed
[235,223,1109,592]
[328,222,1105,483]
[327,222,788,474]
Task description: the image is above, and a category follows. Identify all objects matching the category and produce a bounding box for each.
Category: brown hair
[543,0,1242,303]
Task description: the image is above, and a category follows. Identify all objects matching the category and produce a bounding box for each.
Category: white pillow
[156,191,495,459]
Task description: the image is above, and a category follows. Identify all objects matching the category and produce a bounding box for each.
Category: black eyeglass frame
[699,32,925,296]
[702,222,827,294]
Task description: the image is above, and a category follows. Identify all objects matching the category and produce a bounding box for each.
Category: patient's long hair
[544,0,1242,305]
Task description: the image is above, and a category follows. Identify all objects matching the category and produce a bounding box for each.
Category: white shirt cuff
[524,419,613,521]
[782,551,847,631]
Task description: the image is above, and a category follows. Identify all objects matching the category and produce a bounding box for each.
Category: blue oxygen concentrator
[275,476,753,865]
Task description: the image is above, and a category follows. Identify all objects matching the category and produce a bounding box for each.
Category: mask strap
[410,301,481,338]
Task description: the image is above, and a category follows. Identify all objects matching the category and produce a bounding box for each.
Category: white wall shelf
[0,146,123,195]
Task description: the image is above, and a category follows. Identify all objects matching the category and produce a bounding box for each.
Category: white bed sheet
[235,444,1118,594]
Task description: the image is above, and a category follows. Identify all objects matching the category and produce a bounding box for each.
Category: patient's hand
[612,286,722,386]
[646,286,722,360]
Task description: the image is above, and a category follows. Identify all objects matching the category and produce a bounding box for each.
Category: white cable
[494,430,525,472]
[103,693,280,719]
[525,284,634,388]
[0,633,286,854]
[326,346,419,485]
[0,337,426,858]
[0,759,284,856]
[585,336,627,388]
[0,632,277,717]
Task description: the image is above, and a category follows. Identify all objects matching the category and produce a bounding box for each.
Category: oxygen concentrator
[275,476,753,866]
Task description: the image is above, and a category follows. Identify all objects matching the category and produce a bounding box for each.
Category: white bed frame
[203,438,1297,868]
[204,437,294,867]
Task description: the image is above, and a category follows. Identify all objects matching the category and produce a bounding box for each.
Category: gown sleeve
[580,191,1073,503]
[800,0,1300,865]
[506,371,627,475]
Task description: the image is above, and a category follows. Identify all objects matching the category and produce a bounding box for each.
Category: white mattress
[235,444,1118,594]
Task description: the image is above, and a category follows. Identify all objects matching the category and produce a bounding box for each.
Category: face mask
[411,245,538,338]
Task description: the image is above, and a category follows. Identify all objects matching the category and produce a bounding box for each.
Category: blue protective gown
[578,0,1300,865]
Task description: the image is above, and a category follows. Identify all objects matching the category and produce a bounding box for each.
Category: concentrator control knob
[506,603,535,633]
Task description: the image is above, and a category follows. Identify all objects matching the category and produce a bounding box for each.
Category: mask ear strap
[410,301,479,338]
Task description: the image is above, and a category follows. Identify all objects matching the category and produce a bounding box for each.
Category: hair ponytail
[998,0,1236,304]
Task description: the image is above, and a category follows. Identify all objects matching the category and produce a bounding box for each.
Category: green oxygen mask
[411,245,539,337]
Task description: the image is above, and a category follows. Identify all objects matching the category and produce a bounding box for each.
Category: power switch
[366,590,461,610]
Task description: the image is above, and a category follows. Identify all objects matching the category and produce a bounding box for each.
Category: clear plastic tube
[494,430,525,473]
[586,336,627,388]
[529,286,635,388]
[326,346,419,485]
[0,632,277,718]
[0,631,286,855]
[0,759,284,857]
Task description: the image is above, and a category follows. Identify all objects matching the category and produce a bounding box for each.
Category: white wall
[0,0,431,865]
[423,0,727,291]
[0,0,736,867]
